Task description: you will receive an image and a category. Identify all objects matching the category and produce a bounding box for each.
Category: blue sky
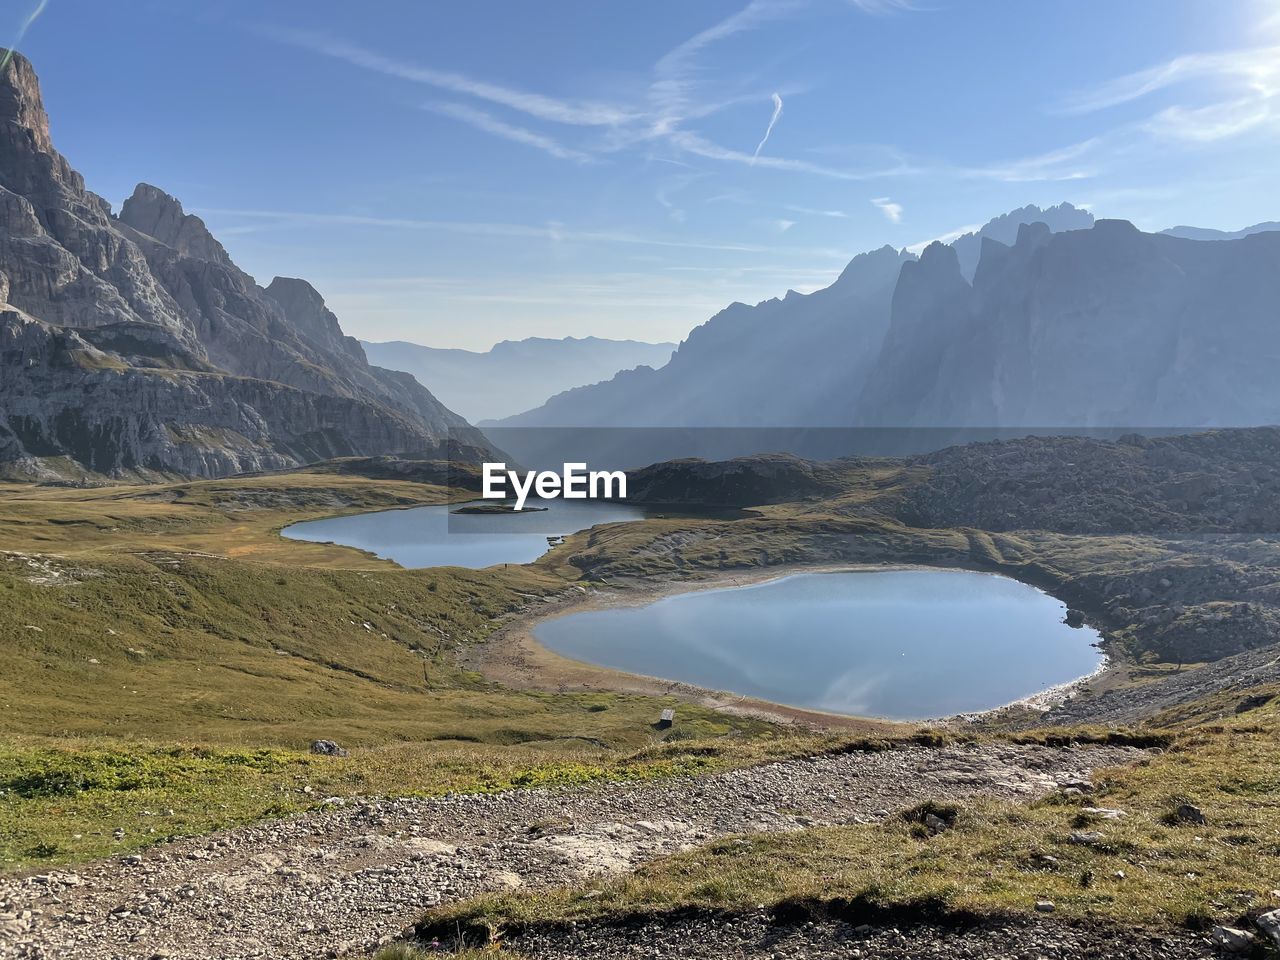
[9,0,1280,349]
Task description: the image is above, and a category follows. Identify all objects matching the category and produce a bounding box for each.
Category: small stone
[1069,830,1104,846]
[1035,900,1056,913]
[1081,807,1126,819]
[1172,803,1207,825]
[309,740,348,757]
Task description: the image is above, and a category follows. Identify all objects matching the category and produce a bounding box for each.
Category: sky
[8,0,1280,350]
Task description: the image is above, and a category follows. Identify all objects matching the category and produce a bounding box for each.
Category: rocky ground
[508,911,1220,959]
[0,742,1143,960]
[1045,642,1280,726]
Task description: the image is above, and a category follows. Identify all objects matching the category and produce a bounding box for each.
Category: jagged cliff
[0,52,482,480]
[857,220,1280,427]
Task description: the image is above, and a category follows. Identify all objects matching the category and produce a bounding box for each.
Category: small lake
[281,499,645,569]
[533,570,1103,720]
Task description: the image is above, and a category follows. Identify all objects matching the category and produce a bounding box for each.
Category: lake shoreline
[463,561,1113,733]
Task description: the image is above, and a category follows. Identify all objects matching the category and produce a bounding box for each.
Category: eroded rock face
[857,218,1280,428]
[0,51,484,479]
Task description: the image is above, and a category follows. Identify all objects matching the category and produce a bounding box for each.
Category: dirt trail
[1,742,1144,960]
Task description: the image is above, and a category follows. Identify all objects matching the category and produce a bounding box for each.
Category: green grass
[0,473,831,872]
[419,702,1280,941]
[0,732,838,870]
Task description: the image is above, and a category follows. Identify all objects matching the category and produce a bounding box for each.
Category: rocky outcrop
[0,52,485,479]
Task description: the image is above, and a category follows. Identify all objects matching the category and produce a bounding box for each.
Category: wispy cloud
[262,4,935,181]
[423,102,594,162]
[1058,41,1280,144]
[1,0,49,71]
[844,0,914,10]
[752,92,785,161]
[783,204,848,218]
[267,28,635,127]
[650,0,805,119]
[1143,97,1273,143]
[655,174,701,223]
[963,138,1100,182]
[670,129,912,180]
[773,218,796,232]
[1061,46,1280,115]
[870,197,903,223]
[196,207,853,258]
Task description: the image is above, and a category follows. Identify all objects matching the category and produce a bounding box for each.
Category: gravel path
[509,912,1219,959]
[0,743,1144,960]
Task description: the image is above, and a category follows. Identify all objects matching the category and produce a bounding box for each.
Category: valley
[4,432,1280,957]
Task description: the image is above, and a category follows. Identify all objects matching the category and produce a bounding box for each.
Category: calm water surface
[281,499,644,569]
[534,570,1103,720]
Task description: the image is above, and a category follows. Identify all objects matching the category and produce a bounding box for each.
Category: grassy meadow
[0,473,818,870]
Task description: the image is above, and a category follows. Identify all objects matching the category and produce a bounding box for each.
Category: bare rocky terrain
[0,742,1142,960]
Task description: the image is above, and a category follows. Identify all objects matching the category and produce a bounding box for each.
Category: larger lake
[281,499,645,569]
[533,570,1103,720]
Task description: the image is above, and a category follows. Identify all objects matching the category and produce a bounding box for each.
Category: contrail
[1,0,50,72]
[751,92,783,162]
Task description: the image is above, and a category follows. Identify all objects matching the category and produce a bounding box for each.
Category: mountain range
[497,207,1280,443]
[5,49,1280,481]
[362,336,674,423]
[0,52,483,481]
[495,203,1095,432]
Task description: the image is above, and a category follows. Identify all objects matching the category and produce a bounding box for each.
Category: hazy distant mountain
[1161,222,1280,241]
[497,204,1280,466]
[362,336,674,423]
[497,204,1090,434]
[0,53,483,480]
[497,246,912,430]
[950,202,1094,280]
[857,219,1280,427]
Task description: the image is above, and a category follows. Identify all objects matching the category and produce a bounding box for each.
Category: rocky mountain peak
[1015,220,1053,247]
[1,54,481,480]
[265,277,364,362]
[916,240,962,275]
[833,243,914,288]
[0,51,52,154]
[0,49,86,202]
[119,183,233,266]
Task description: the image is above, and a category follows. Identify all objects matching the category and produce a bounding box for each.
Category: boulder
[1254,909,1280,950]
[1211,926,1257,953]
[1171,803,1207,825]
